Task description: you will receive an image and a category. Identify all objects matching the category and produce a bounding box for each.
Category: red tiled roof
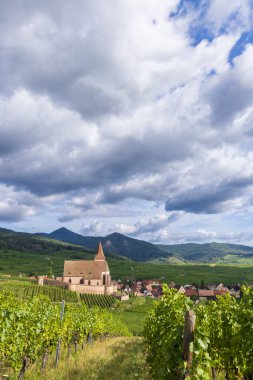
[214,289,229,295]
[185,290,198,297]
[94,241,106,261]
[198,290,214,297]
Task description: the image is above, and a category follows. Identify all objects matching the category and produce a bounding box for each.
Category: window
[88,280,91,285]
[69,279,72,284]
[80,278,84,284]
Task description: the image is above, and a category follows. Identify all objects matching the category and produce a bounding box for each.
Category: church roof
[63,242,109,278]
[94,241,105,261]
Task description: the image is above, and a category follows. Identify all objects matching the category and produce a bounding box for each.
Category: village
[33,242,243,302]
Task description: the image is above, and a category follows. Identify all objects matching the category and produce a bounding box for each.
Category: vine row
[144,285,253,380]
[0,294,130,379]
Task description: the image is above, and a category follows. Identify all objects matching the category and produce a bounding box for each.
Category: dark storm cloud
[165,177,253,214]
[0,114,192,197]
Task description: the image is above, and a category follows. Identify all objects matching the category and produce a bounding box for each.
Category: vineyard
[0,281,117,307]
[0,294,130,379]
[144,285,253,379]
[80,292,116,308]
[23,284,79,302]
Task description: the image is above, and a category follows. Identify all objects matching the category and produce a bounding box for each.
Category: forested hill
[0,227,94,255]
[1,226,253,264]
[39,227,253,264]
[157,242,253,263]
[39,228,172,262]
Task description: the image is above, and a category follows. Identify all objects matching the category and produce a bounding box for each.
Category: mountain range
[37,227,253,264]
[1,225,253,264]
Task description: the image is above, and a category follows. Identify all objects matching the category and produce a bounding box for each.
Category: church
[63,242,116,295]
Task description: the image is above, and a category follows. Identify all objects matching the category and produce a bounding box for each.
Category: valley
[2,227,253,284]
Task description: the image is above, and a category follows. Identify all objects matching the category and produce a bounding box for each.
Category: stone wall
[68,284,114,295]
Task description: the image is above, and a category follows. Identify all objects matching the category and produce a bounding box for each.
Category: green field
[109,260,253,285]
[111,297,155,336]
[2,248,253,284]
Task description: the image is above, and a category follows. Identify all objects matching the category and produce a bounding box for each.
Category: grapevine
[0,294,130,379]
[144,285,253,379]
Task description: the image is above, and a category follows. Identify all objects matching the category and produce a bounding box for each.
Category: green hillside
[41,228,174,262]
[0,227,95,255]
[2,248,253,284]
[2,227,253,284]
[158,242,253,263]
[41,227,253,264]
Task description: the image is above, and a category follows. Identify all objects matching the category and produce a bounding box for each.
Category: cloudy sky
[1,0,253,244]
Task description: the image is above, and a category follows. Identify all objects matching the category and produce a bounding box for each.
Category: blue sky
[0,0,253,244]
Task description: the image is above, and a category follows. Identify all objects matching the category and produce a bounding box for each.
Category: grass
[22,337,151,380]
[111,297,155,336]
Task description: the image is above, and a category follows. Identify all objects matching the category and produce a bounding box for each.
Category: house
[184,289,198,297]
[169,281,176,288]
[143,289,154,298]
[131,281,142,293]
[178,286,186,294]
[63,242,116,295]
[198,289,215,299]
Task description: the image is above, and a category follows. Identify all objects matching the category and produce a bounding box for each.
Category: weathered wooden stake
[182,309,196,377]
[41,349,49,373]
[67,344,71,359]
[17,357,29,380]
[55,300,65,368]
[74,341,78,353]
[211,367,217,380]
[87,331,93,344]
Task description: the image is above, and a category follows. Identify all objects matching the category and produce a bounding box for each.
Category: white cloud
[0,1,253,244]
[80,220,104,236]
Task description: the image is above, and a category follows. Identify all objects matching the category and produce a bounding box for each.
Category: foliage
[144,286,253,379]
[0,294,130,378]
[144,285,193,379]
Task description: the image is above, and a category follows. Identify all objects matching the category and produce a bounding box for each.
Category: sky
[0,0,253,245]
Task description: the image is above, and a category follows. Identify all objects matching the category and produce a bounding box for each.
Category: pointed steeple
[94,241,105,261]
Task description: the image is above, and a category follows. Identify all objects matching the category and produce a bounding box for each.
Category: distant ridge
[2,225,253,264]
[157,242,253,262]
[39,227,253,264]
[40,228,169,262]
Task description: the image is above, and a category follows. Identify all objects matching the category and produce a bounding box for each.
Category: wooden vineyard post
[182,309,196,378]
[87,331,93,344]
[55,300,65,368]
